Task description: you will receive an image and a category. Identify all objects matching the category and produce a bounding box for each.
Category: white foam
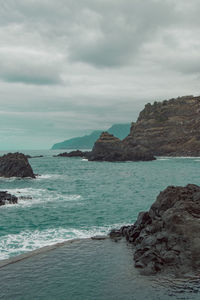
[158,156,200,160]
[157,158,169,161]
[0,224,123,260]
[36,174,62,180]
[81,158,88,161]
[3,188,82,208]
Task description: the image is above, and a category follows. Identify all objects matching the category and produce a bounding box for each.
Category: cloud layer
[0,0,200,149]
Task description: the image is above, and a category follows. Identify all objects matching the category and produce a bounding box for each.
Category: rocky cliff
[124,95,200,156]
[110,184,200,275]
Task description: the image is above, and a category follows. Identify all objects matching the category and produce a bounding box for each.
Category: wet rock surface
[0,191,18,206]
[110,184,200,275]
[87,132,155,162]
[0,153,36,178]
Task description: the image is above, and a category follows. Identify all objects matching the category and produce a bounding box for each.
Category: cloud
[0,0,200,149]
[0,45,64,85]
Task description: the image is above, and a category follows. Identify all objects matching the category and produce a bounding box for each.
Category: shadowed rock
[56,150,86,157]
[0,152,36,178]
[0,191,18,206]
[110,184,200,275]
[87,132,155,162]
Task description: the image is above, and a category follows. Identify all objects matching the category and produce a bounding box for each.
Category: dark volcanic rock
[110,184,200,275]
[87,132,155,162]
[0,152,36,178]
[56,150,86,157]
[0,191,18,206]
[124,95,200,156]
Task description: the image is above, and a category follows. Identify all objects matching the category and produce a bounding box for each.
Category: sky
[0,0,200,150]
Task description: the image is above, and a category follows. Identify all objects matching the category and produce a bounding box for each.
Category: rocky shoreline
[110,184,200,276]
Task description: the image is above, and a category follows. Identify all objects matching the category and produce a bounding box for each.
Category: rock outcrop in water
[89,95,200,160]
[87,132,155,162]
[0,153,36,178]
[110,184,200,275]
[124,95,200,156]
[56,150,86,157]
[0,191,18,206]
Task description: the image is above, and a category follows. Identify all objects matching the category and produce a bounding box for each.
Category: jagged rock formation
[88,132,155,162]
[51,123,130,150]
[0,191,18,206]
[55,95,200,160]
[110,184,200,275]
[124,95,200,156]
[0,153,36,178]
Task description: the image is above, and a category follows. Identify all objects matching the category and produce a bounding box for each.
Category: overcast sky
[0,0,200,150]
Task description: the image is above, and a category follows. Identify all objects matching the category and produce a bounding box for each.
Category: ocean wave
[36,174,63,180]
[3,188,82,208]
[157,158,169,161]
[0,225,123,260]
[158,156,200,160]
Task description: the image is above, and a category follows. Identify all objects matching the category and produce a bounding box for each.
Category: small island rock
[0,152,36,178]
[87,132,155,162]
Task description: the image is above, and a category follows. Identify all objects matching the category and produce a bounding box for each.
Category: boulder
[0,152,36,178]
[0,191,18,206]
[110,184,200,275]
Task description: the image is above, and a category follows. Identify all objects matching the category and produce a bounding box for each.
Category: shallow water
[0,238,200,300]
[0,150,200,259]
[1,150,200,299]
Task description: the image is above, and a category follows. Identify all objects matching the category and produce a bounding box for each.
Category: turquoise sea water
[0,150,200,299]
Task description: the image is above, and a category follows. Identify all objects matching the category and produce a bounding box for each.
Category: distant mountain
[51,123,130,150]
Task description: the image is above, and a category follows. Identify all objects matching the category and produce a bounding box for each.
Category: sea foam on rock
[0,152,36,178]
[110,184,200,275]
[0,191,18,206]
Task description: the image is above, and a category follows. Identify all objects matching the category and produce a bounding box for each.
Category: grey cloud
[0,47,63,85]
[1,0,200,149]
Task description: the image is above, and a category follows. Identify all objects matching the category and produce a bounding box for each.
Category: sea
[0,150,200,299]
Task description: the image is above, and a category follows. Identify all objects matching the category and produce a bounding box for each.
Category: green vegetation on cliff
[51,123,130,150]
